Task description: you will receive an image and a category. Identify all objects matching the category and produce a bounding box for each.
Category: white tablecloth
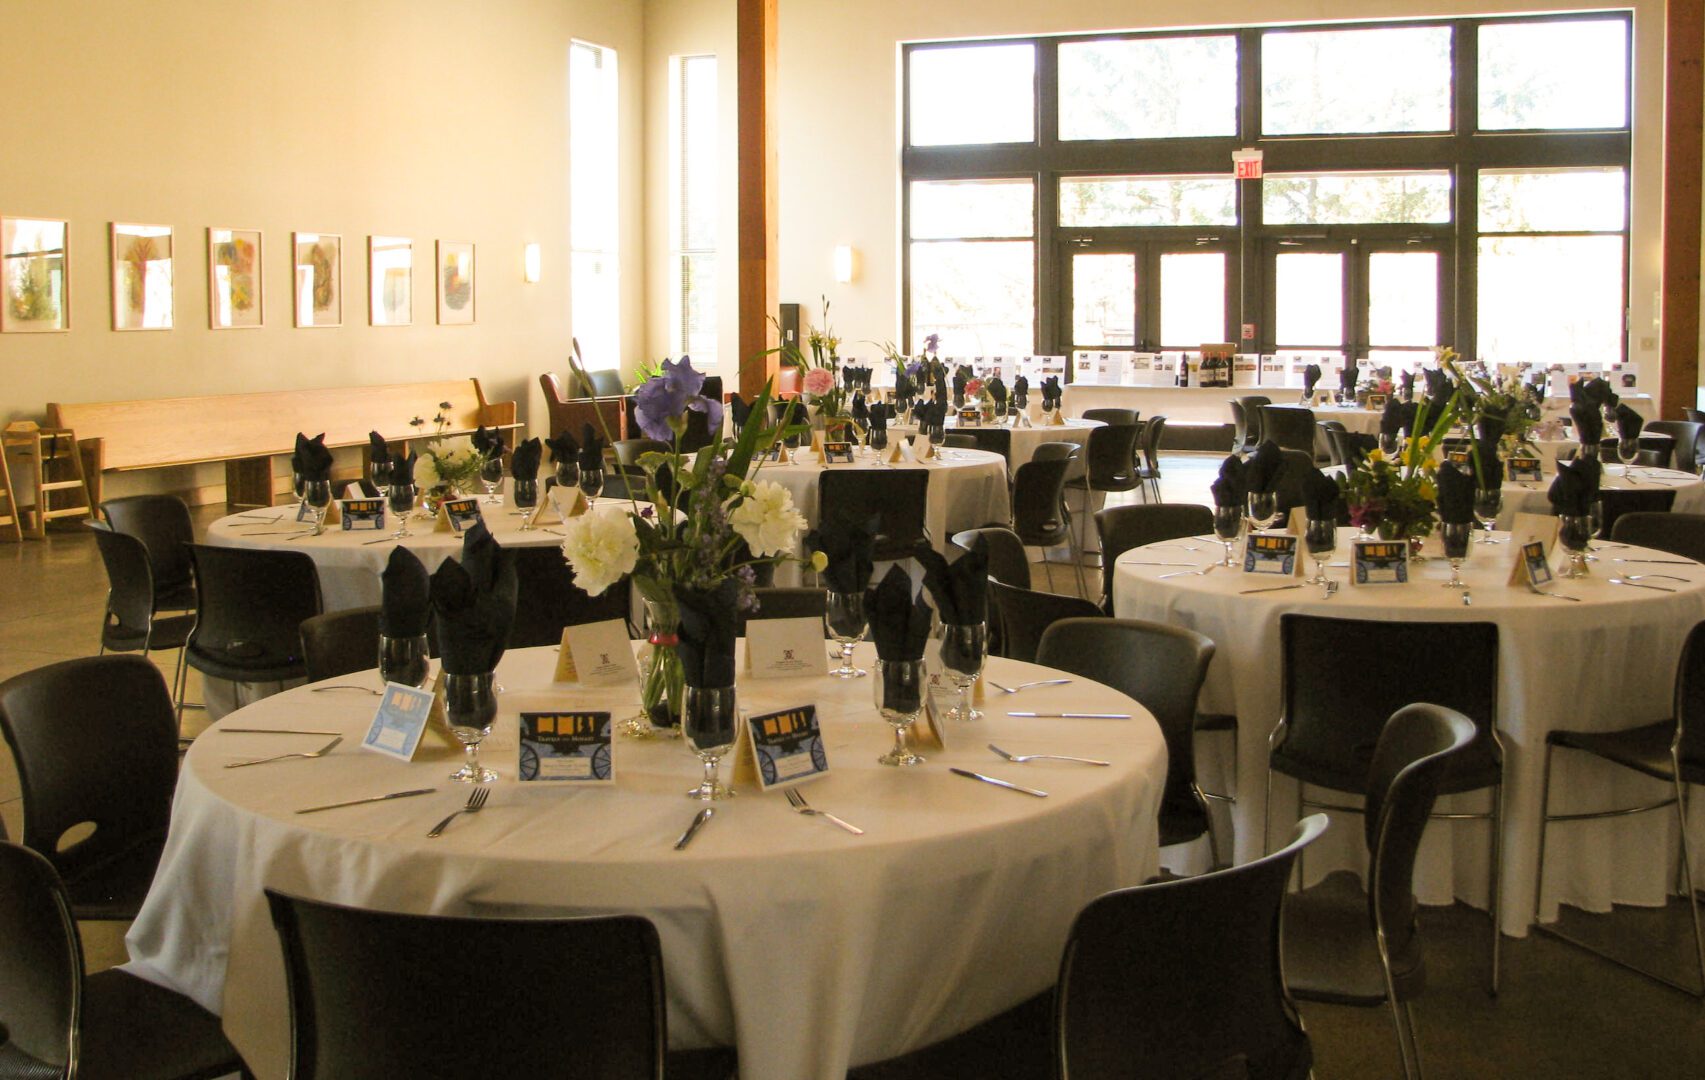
[889,418,1100,476]
[1496,464,1705,525]
[1111,530,1705,935]
[124,643,1165,1080]
[1312,405,1384,435]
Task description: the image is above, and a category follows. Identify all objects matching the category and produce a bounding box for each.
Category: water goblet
[1439,521,1472,588]
[554,459,580,492]
[377,633,430,690]
[292,469,307,501]
[873,658,926,766]
[369,458,393,500]
[1557,514,1594,579]
[1473,487,1503,544]
[513,478,539,529]
[579,466,605,501]
[869,426,888,453]
[1617,438,1641,483]
[303,480,332,536]
[443,672,498,783]
[938,622,987,722]
[823,590,868,679]
[387,480,417,538]
[1213,504,1243,566]
[683,685,738,800]
[928,423,947,461]
[478,454,505,503]
[1246,491,1279,533]
[1304,517,1337,585]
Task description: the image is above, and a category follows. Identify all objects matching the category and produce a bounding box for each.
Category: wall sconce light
[833,244,856,284]
[523,243,542,283]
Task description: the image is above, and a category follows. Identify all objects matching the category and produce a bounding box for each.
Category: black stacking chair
[1234,395,1272,453]
[988,580,1101,665]
[88,523,195,718]
[1268,615,1506,993]
[1092,503,1212,615]
[0,655,178,921]
[1595,487,1676,539]
[100,493,197,611]
[1040,617,1224,866]
[300,606,383,682]
[1135,415,1168,502]
[185,545,322,688]
[1080,407,1138,427]
[1641,420,1705,473]
[266,890,735,1080]
[954,426,1012,468]
[1055,816,1325,1080]
[820,468,931,563]
[1260,405,1317,457]
[1066,423,1142,558]
[738,586,828,638]
[1272,449,1323,520]
[942,433,977,450]
[1611,511,1705,563]
[1533,619,1705,997]
[511,548,631,649]
[1229,399,1252,455]
[0,841,248,1080]
[1319,420,1349,466]
[950,526,1031,589]
[1284,705,1478,1080]
[1010,449,1086,596]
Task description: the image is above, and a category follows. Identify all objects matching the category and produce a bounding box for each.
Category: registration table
[124,642,1165,1080]
[1112,531,1705,935]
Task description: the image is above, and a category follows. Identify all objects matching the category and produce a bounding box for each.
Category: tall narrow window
[672,55,717,364]
[570,40,619,369]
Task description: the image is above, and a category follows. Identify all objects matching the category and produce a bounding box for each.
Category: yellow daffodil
[810,550,829,572]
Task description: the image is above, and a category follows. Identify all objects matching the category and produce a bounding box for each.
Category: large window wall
[901,12,1632,371]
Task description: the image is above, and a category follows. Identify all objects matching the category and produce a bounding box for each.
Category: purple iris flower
[687,395,724,435]
[905,360,924,381]
[923,333,940,354]
[633,357,707,440]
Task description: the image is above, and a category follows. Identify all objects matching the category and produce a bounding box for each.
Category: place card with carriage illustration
[1365,392,1388,411]
[555,618,638,686]
[821,440,855,464]
[1350,539,1410,585]
[1507,455,1544,482]
[912,685,955,751]
[434,496,484,533]
[731,704,828,790]
[361,683,437,762]
[1243,532,1299,576]
[518,711,613,783]
[338,497,385,531]
[1506,512,1561,587]
[744,617,831,679]
[1446,448,1472,469]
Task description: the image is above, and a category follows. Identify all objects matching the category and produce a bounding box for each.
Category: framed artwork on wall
[293,231,342,327]
[436,240,475,325]
[208,227,263,329]
[0,216,69,333]
[368,235,413,326]
[110,223,175,331]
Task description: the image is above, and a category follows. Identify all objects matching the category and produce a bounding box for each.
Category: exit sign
[1233,148,1263,180]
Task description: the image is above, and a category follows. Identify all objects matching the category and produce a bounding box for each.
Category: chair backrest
[1055,816,1326,1080]
[951,527,1031,589]
[1687,408,1705,426]
[1081,407,1138,427]
[820,468,930,562]
[1229,399,1250,451]
[1610,511,1705,563]
[1093,504,1213,613]
[1278,615,1498,796]
[943,433,977,450]
[0,656,178,890]
[1082,423,1142,491]
[266,890,668,1080]
[1140,415,1169,472]
[88,522,157,640]
[1236,395,1272,445]
[100,494,195,599]
[957,426,1012,463]
[510,547,631,649]
[738,586,827,637]
[1010,454,1074,548]
[300,606,383,682]
[988,580,1102,663]
[1363,704,1478,997]
[1595,487,1676,539]
[186,544,323,679]
[1259,406,1316,456]
[0,841,81,1075]
[1038,618,1215,833]
[1641,420,1705,473]
[613,438,668,466]
[1319,421,1348,467]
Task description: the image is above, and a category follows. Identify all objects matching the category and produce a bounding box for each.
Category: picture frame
[207,227,264,329]
[292,231,342,327]
[436,239,475,325]
[110,223,175,331]
[0,216,69,332]
[368,235,412,326]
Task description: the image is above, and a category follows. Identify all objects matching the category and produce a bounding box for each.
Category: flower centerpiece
[1337,380,1464,548]
[775,295,854,438]
[409,403,485,511]
[558,356,809,735]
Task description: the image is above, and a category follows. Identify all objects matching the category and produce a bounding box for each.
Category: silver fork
[986,678,1072,694]
[427,787,490,837]
[225,736,343,768]
[988,743,1110,766]
[1158,564,1220,579]
[784,787,863,835]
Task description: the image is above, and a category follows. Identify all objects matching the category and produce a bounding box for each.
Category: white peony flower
[727,480,807,557]
[559,508,641,595]
[413,454,441,488]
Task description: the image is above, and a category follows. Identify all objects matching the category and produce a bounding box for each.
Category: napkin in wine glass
[1569,402,1605,446]
[1436,462,1477,524]
[510,437,543,482]
[868,402,889,435]
[1574,375,1618,411]
[851,391,869,429]
[1470,441,1504,489]
[1012,375,1029,409]
[1212,454,1246,508]
[952,367,968,398]
[1301,467,1343,522]
[429,523,517,675]
[1423,368,1449,401]
[1339,364,1359,396]
[919,543,989,626]
[471,426,505,460]
[392,449,420,489]
[866,564,932,663]
[1399,370,1416,401]
[1243,440,1284,495]
[544,430,579,464]
[379,546,431,638]
[1548,457,1601,517]
[675,577,739,688]
[1615,404,1644,444]
[805,514,876,595]
[293,433,333,483]
[1302,364,1322,397]
[577,423,606,473]
[1474,412,1506,448]
[988,377,1007,413]
[368,431,392,465]
[1043,376,1063,408]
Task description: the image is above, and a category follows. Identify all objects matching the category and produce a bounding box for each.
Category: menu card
[731,705,829,789]
[1506,512,1561,586]
[339,497,385,531]
[555,619,638,686]
[518,711,613,782]
[1350,539,1409,585]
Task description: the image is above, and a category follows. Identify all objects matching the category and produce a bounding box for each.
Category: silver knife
[221,727,342,736]
[1125,560,1196,567]
[1240,583,1304,594]
[949,767,1048,797]
[675,807,714,850]
[295,788,437,814]
[1615,558,1698,565]
[1007,711,1132,719]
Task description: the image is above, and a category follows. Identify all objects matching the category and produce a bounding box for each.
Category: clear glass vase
[630,598,685,739]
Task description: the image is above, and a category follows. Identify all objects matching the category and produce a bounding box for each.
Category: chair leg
[1194,784,1223,870]
[1672,770,1705,997]
[1489,780,1506,996]
[1395,1000,1425,1080]
[1532,744,1556,927]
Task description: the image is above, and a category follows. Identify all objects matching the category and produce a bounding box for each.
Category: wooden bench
[49,378,517,507]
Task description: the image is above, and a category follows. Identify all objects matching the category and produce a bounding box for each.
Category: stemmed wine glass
[1213,504,1243,566]
[478,454,505,503]
[928,422,947,461]
[513,478,539,529]
[873,658,926,766]
[1473,487,1504,544]
[1246,491,1280,533]
[1439,521,1472,588]
[387,478,417,538]
[823,591,867,679]
[683,688,738,800]
[443,673,498,783]
[554,458,580,493]
[303,480,332,536]
[1304,517,1336,586]
[1378,432,1401,458]
[1557,515,1594,579]
[369,458,393,500]
[579,464,605,501]
[1617,437,1642,483]
[938,622,987,722]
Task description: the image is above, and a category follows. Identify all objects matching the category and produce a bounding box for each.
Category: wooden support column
[1659,0,1704,419]
[736,0,779,399]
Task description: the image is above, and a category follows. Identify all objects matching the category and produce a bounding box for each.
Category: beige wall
[0,0,646,499]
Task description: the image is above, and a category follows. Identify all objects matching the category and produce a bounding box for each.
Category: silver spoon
[225,735,343,768]
[988,743,1110,766]
[986,678,1072,694]
[1608,578,1677,592]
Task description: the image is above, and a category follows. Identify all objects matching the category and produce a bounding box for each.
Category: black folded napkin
[544,430,578,464]
[1399,370,1416,401]
[1243,440,1283,495]
[1042,376,1062,407]
[1475,413,1506,448]
[985,377,1004,411]
[1379,398,1405,437]
[805,515,875,595]
[577,423,606,473]
[869,402,889,433]
[1302,467,1341,521]
[1339,365,1359,395]
[866,564,933,671]
[293,433,333,483]
[1423,368,1449,401]
[1013,374,1029,405]
[894,369,913,400]
[1436,462,1477,524]
[1471,442,1504,489]
[1301,364,1321,396]
[851,391,869,429]
[471,426,505,459]
[1548,456,1601,517]
[1212,454,1246,508]
[391,449,419,489]
[675,578,739,688]
[919,543,989,626]
[1569,402,1605,446]
[368,430,391,465]
[379,546,431,638]
[1615,404,1644,444]
[510,437,542,481]
[1575,376,1617,410]
[842,366,856,390]
[934,373,949,402]
[429,523,517,675]
[729,393,752,430]
[952,369,968,395]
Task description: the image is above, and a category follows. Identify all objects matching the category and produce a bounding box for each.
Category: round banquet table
[1322,463,1705,530]
[1311,404,1384,435]
[1111,529,1705,935]
[123,642,1165,1080]
[888,417,1101,476]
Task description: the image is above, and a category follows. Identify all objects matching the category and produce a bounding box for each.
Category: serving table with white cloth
[124,642,1164,1080]
[1112,530,1705,935]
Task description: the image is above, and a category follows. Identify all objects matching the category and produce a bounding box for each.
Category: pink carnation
[966,378,984,397]
[802,367,836,396]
